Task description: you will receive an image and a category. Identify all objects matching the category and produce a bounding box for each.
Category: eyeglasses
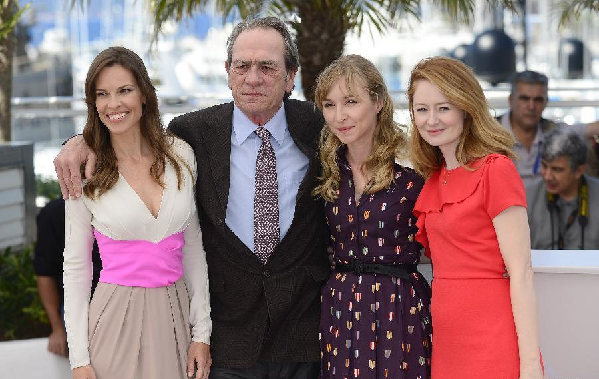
[230,60,283,78]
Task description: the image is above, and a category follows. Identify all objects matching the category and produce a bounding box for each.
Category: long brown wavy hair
[312,55,407,202]
[82,46,187,198]
[407,56,516,179]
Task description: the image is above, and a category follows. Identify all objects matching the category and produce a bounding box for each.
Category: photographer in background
[497,70,599,186]
[526,129,599,250]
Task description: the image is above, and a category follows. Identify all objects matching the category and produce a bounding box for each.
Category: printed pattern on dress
[320,158,431,379]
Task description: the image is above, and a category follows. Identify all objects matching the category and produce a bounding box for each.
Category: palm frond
[214,0,270,19]
[432,0,517,24]
[557,0,599,27]
[0,3,29,40]
[341,0,420,36]
[150,0,210,34]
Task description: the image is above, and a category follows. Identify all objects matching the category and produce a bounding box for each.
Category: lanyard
[533,141,542,175]
[555,206,579,250]
[546,176,589,249]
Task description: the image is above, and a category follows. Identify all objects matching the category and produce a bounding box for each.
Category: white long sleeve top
[63,137,211,369]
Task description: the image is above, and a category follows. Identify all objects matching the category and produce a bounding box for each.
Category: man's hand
[72,365,97,379]
[47,328,68,357]
[53,135,96,199]
[187,342,211,378]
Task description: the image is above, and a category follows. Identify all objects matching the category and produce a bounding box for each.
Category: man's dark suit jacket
[168,99,330,368]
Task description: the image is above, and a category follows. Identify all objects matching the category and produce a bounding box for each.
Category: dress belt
[335,260,418,280]
[335,260,431,301]
[335,259,433,337]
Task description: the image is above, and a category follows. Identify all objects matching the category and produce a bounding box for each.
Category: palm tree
[150,0,516,101]
[556,0,599,26]
[0,0,28,142]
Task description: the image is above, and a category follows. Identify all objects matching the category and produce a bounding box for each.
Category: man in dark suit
[53,17,328,378]
[168,17,328,378]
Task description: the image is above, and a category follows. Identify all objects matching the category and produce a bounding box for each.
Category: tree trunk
[293,1,347,102]
[0,0,16,142]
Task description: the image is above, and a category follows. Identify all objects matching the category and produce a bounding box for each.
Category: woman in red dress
[407,57,543,379]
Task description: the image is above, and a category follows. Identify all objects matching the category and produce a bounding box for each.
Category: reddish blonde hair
[407,56,515,178]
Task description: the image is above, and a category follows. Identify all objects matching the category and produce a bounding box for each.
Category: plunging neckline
[118,169,166,220]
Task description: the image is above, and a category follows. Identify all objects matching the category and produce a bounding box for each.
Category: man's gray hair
[226,17,299,73]
[541,128,588,170]
[510,70,548,95]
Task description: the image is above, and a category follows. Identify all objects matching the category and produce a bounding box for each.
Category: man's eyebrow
[517,95,546,100]
[232,59,278,65]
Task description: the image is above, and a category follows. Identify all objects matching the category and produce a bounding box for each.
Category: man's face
[508,82,548,131]
[541,156,584,198]
[226,28,297,126]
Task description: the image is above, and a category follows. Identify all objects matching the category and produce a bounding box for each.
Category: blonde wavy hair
[407,56,516,179]
[82,46,189,199]
[312,54,407,202]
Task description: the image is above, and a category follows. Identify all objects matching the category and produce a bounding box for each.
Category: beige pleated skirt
[87,278,191,379]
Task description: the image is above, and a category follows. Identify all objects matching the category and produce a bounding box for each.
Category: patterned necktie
[253,127,280,264]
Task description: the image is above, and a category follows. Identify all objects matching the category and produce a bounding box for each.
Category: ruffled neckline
[414,153,508,213]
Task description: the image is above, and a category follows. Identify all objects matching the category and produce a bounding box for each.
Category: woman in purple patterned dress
[313,55,432,378]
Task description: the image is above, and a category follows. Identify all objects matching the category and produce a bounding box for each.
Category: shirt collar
[232,103,287,146]
[503,112,544,147]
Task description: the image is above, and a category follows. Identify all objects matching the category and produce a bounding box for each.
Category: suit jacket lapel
[200,102,233,221]
[285,100,319,199]
[200,103,268,268]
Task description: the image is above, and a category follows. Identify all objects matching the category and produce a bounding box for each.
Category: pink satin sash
[94,229,184,288]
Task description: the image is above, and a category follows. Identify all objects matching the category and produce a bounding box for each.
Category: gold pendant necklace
[443,169,450,185]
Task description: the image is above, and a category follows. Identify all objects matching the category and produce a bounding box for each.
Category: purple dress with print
[320,154,431,378]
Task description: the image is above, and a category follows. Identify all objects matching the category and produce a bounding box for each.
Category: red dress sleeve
[482,154,527,219]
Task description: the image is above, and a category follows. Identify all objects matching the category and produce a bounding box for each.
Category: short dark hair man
[526,129,599,249]
[497,70,599,186]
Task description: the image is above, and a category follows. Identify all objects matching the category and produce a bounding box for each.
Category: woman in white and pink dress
[62,47,211,379]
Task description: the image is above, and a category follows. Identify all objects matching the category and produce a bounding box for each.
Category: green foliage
[0,245,49,341]
[36,175,61,201]
[150,0,519,36]
[0,2,30,41]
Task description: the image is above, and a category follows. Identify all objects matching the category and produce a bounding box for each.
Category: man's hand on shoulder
[53,135,96,199]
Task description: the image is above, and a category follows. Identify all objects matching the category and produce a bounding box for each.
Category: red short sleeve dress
[413,154,527,378]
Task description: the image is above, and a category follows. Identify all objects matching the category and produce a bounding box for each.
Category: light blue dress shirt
[226,103,309,252]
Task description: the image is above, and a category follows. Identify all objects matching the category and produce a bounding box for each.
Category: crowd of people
[496,70,599,250]
[30,14,599,379]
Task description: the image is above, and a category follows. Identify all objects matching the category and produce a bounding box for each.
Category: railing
[11,89,599,122]
[0,143,36,249]
[10,91,599,179]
